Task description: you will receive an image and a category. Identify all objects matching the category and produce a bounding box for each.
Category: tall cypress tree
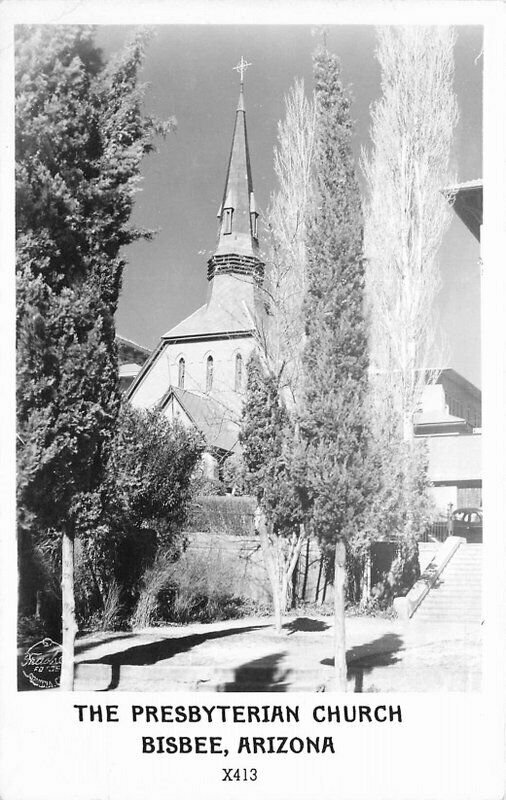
[302,46,371,690]
[16,26,172,688]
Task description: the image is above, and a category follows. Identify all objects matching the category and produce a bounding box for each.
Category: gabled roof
[160,387,240,453]
[163,298,255,340]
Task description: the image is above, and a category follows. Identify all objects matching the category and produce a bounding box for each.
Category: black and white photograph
[1,1,505,799]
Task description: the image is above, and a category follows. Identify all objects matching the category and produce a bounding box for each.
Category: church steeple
[207,58,264,282]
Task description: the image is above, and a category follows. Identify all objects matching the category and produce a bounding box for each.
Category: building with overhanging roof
[116,335,151,393]
[443,179,483,241]
[414,369,482,511]
[418,184,484,513]
[127,64,264,475]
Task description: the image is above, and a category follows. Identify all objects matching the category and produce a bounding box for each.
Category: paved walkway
[73,614,482,692]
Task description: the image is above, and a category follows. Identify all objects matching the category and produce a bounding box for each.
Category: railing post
[447,503,454,538]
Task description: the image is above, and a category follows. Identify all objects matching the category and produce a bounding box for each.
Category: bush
[131,544,263,628]
[346,598,397,620]
[130,552,176,629]
[222,453,247,495]
[17,615,54,649]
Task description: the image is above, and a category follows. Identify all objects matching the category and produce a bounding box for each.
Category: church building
[127,62,264,477]
[127,63,483,501]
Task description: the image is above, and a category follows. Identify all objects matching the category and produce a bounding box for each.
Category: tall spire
[207,58,264,282]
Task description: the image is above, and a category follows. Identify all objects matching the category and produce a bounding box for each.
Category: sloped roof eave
[159,387,239,453]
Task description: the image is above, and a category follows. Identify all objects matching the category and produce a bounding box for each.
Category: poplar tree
[361,27,458,569]
[363,27,458,439]
[16,26,173,689]
[301,47,371,690]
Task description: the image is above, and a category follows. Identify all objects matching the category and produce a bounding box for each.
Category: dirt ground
[73,613,482,692]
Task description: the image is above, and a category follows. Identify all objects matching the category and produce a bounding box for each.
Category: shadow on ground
[219,652,291,692]
[283,617,331,635]
[80,624,266,690]
[322,633,404,692]
[76,633,139,656]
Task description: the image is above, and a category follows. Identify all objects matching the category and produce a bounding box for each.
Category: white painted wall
[129,343,171,409]
[158,393,218,479]
[130,333,256,416]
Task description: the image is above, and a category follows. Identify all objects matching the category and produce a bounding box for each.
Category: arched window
[178,357,185,389]
[235,353,243,391]
[206,355,214,392]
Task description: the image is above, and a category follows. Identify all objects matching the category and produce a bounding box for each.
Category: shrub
[100,581,124,630]
[17,615,53,649]
[131,544,263,627]
[130,552,176,629]
[346,598,397,620]
[222,453,247,495]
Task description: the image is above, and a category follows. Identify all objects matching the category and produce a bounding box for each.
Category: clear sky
[98,25,483,388]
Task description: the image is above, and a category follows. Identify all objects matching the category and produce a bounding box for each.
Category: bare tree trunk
[360,547,372,602]
[83,544,105,608]
[256,507,283,633]
[315,554,324,605]
[272,580,283,634]
[60,529,77,691]
[333,538,347,691]
[35,591,42,620]
[255,507,306,634]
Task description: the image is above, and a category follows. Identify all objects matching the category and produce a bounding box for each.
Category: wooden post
[60,529,77,691]
[362,547,372,601]
[315,554,324,605]
[333,538,347,691]
[301,538,310,602]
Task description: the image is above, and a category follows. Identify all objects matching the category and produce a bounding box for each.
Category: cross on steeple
[233,56,252,85]
[206,57,264,282]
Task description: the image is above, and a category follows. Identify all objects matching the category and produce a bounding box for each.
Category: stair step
[420,609,481,612]
[416,616,481,619]
[417,608,481,613]
[436,588,481,592]
[421,597,481,603]
[427,588,481,593]
[412,542,481,622]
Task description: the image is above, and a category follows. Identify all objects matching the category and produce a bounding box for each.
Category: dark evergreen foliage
[301,46,371,552]
[16,26,172,539]
[78,405,204,620]
[240,353,305,537]
[15,27,177,640]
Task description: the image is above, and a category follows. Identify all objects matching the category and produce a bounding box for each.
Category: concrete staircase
[413,543,482,623]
